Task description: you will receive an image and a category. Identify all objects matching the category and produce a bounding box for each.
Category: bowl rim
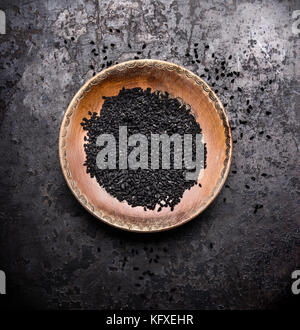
[59,59,233,233]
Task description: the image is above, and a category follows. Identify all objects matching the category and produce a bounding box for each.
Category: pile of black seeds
[81,87,205,211]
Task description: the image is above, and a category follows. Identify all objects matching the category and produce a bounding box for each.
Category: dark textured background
[0,0,299,310]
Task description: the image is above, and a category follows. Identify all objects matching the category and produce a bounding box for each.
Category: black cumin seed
[81,87,205,211]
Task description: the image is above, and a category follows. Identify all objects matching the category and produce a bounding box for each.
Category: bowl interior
[60,60,232,232]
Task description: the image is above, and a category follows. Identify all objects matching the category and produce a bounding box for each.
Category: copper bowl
[59,59,232,232]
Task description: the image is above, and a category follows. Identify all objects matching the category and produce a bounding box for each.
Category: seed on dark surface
[254,204,263,214]
[142,44,146,49]
[81,87,206,211]
[205,45,209,49]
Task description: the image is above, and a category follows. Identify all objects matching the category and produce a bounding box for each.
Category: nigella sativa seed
[81,87,207,211]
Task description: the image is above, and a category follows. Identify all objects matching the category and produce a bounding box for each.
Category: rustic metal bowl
[59,59,232,232]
